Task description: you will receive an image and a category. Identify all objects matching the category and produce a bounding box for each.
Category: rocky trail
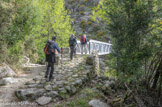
[0,64,46,107]
[0,52,113,107]
[15,56,95,106]
[0,55,93,106]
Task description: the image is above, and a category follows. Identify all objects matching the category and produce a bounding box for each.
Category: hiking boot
[49,77,54,81]
[44,75,48,78]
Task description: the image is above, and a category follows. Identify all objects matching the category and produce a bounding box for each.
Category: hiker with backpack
[74,36,77,57]
[69,34,77,60]
[80,34,88,54]
[44,36,60,81]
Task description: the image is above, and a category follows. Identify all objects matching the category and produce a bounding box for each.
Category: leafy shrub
[97,30,104,37]
[88,17,95,23]
[88,21,92,25]
[84,0,90,2]
[71,0,75,3]
[80,11,84,15]
[80,20,87,28]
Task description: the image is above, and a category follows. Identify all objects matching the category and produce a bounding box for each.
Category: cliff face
[65,0,110,42]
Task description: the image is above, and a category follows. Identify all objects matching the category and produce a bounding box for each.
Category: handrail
[76,39,112,55]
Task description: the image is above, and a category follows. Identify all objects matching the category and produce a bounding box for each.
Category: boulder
[47,91,58,98]
[89,99,110,107]
[71,86,77,94]
[56,81,63,86]
[0,63,16,79]
[27,83,38,88]
[0,77,18,85]
[44,84,52,91]
[15,88,45,101]
[64,86,71,93]
[75,79,82,85]
[36,96,51,105]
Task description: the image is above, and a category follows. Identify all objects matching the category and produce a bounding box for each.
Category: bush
[70,0,75,4]
[88,21,92,25]
[84,0,90,2]
[80,11,84,15]
[80,20,87,28]
[89,18,95,23]
[97,30,104,37]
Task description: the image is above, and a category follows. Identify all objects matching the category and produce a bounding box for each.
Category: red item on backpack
[80,36,85,43]
[44,45,49,55]
[44,41,55,55]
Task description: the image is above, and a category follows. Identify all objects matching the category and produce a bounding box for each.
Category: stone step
[15,51,101,105]
[15,56,95,101]
[23,65,46,72]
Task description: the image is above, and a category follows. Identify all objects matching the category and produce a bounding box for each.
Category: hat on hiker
[52,36,56,40]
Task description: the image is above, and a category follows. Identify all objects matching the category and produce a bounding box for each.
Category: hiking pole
[61,47,63,59]
[59,47,63,68]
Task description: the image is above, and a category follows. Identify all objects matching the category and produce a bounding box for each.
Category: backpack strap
[44,44,49,54]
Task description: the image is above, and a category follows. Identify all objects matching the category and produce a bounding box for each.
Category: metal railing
[76,39,112,55]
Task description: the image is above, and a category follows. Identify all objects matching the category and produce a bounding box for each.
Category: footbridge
[76,40,112,55]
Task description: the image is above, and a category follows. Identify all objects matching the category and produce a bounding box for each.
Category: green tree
[0,0,42,63]
[35,0,74,63]
[93,0,162,80]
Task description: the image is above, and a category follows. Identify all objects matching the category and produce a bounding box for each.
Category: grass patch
[55,87,103,107]
[104,69,117,78]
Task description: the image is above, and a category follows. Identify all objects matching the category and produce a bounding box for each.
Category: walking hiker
[74,36,77,57]
[44,36,60,81]
[69,34,76,60]
[80,34,88,54]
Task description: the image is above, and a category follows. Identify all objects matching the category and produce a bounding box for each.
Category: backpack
[44,40,55,55]
[80,36,86,43]
[69,37,74,46]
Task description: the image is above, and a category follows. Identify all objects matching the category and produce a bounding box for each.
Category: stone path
[15,56,94,105]
[0,65,44,107]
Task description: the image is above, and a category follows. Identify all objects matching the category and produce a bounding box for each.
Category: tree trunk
[152,58,162,89]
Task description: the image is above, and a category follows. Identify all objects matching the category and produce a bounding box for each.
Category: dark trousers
[45,62,54,78]
[70,46,74,60]
[74,45,77,56]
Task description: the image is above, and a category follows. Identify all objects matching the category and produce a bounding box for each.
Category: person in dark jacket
[74,36,77,57]
[69,34,76,60]
[45,36,60,81]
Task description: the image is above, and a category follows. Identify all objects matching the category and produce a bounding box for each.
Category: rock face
[0,63,16,79]
[36,96,51,105]
[65,0,110,41]
[89,99,110,107]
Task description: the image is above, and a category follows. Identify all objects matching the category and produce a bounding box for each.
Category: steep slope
[65,0,110,42]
